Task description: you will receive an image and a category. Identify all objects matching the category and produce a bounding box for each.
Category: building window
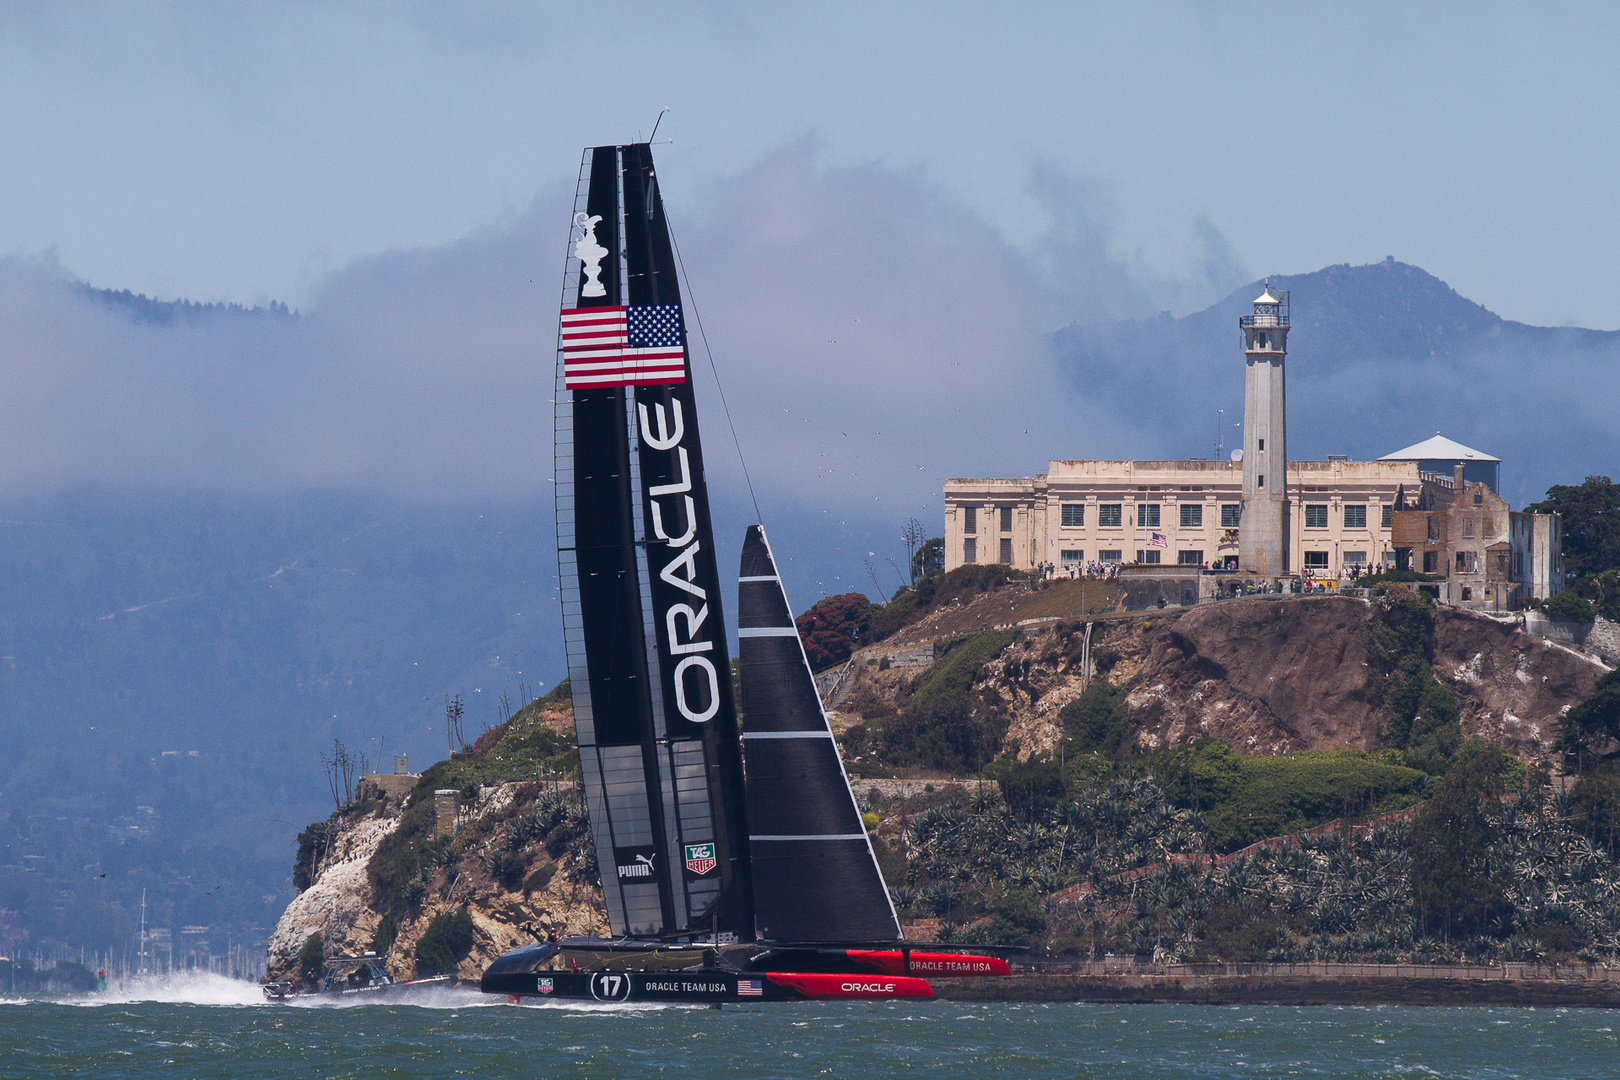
[1304,551,1329,569]
[1138,504,1161,528]
[1099,550,1122,563]
[963,538,976,563]
[1344,551,1366,565]
[1462,586,1473,601]
[1463,517,1475,538]
[1423,550,1438,573]
[1473,492,1483,505]
[1060,549,1083,568]
[1060,504,1085,527]
[1258,439,1265,451]
[999,538,1013,564]
[1000,506,1013,532]
[1180,504,1203,528]
[1456,550,1479,574]
[1427,517,1440,542]
[1177,550,1204,566]
[1305,504,1328,529]
[1098,504,1123,528]
[1381,505,1393,528]
[1258,474,1265,489]
[1220,504,1241,527]
[963,507,976,535]
[1344,505,1367,529]
[1135,550,1162,565]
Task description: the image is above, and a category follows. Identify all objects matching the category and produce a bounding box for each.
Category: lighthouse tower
[1239,282,1289,576]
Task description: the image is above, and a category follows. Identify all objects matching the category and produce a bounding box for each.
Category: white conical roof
[1254,285,1280,306]
[1378,434,1500,463]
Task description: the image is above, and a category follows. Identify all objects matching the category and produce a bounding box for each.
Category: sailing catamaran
[479,143,1008,1003]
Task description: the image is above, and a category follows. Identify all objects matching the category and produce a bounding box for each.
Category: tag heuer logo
[537,977,554,995]
[684,843,717,876]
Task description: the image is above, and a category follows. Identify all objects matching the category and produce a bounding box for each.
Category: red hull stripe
[844,950,1011,977]
[765,972,934,999]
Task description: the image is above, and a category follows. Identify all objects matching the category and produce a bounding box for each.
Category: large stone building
[942,284,1563,607]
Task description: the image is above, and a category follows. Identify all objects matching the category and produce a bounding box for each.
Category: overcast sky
[3,2,1618,329]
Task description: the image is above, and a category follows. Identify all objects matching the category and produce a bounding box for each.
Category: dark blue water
[3,974,1618,1078]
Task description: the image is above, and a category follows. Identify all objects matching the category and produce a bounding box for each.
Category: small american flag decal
[737,978,763,997]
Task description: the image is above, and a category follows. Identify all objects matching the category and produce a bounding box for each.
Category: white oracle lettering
[841,982,895,993]
[659,541,706,599]
[666,603,711,655]
[648,447,691,497]
[650,494,697,547]
[637,399,685,451]
[673,655,720,723]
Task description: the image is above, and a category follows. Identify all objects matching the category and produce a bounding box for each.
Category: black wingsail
[737,526,902,942]
[555,144,752,940]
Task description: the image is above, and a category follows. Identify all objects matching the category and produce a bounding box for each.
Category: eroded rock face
[1434,608,1608,758]
[265,782,609,984]
[265,810,398,982]
[1126,597,1385,755]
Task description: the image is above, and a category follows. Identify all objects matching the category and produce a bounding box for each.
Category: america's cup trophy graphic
[574,212,609,298]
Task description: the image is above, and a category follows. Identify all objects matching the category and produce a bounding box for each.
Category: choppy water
[3,973,1619,1078]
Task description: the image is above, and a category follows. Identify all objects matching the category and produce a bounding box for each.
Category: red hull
[765,972,934,999]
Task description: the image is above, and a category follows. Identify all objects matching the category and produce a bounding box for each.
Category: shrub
[292,821,332,893]
[795,592,878,671]
[986,758,1067,815]
[1408,749,1514,941]
[985,890,1048,949]
[875,691,1008,774]
[1544,589,1597,625]
[910,630,1016,714]
[1059,680,1127,756]
[414,908,475,976]
[1560,668,1620,762]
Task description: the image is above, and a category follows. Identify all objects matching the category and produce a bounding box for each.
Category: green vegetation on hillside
[842,628,1017,774]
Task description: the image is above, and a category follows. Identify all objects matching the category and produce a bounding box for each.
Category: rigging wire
[665,216,764,526]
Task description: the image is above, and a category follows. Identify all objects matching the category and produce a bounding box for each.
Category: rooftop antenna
[648,107,669,143]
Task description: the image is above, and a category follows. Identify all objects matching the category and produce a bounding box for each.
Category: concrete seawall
[935,962,1620,1008]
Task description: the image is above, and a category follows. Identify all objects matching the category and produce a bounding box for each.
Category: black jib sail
[555,144,752,940]
[736,526,902,942]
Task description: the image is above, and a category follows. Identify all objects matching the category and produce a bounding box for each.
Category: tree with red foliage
[795,592,877,671]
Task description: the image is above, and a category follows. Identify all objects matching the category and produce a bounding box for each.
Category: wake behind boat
[478,143,1007,1004]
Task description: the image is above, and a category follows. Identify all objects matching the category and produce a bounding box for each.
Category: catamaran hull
[483,969,933,1003]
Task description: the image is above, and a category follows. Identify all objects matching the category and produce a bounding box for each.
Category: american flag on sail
[560,304,687,388]
[1149,532,1168,549]
[737,978,763,997]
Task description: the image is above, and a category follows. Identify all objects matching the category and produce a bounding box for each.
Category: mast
[556,144,753,941]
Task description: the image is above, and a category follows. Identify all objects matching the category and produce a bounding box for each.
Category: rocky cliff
[838,591,1610,768]
[267,587,1613,978]
[265,693,608,984]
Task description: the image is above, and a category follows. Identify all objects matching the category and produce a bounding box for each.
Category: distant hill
[0,489,563,964]
[1053,259,1620,508]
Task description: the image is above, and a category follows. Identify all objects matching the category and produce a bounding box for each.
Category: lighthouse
[1239,282,1289,576]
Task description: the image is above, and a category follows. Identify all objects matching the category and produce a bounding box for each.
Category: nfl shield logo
[684,842,717,876]
[537,977,554,995]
